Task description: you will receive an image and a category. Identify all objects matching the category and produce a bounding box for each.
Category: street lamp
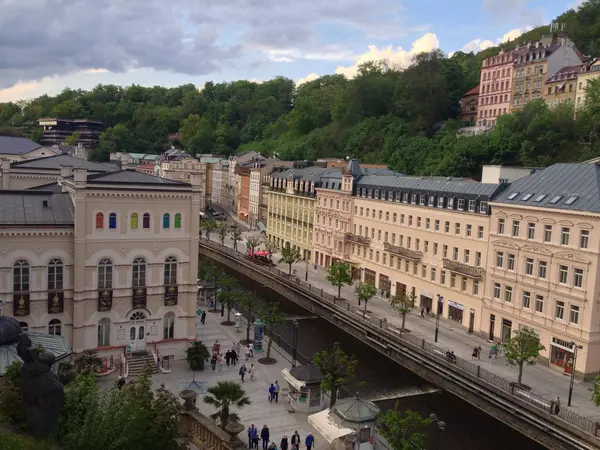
[435,295,443,343]
[568,342,584,406]
[429,413,446,450]
[291,320,299,368]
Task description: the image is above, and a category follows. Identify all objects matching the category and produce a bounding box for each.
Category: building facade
[0,136,59,162]
[543,65,579,107]
[159,158,207,211]
[237,164,251,224]
[576,58,600,109]
[460,86,480,124]
[210,160,228,206]
[225,151,263,212]
[38,118,104,149]
[0,168,201,363]
[478,50,514,126]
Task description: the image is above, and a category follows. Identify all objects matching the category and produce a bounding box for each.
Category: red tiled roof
[463,85,480,96]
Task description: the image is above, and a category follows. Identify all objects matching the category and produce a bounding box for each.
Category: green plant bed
[0,432,55,450]
[186,341,211,371]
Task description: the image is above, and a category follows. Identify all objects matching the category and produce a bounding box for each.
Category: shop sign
[420,290,433,299]
[552,337,574,351]
[448,300,464,310]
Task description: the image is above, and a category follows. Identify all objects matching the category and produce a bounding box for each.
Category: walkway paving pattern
[204,229,600,421]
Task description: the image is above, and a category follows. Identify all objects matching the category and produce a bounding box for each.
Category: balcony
[48,291,65,314]
[132,287,147,309]
[443,259,484,279]
[345,233,371,245]
[13,293,30,316]
[384,242,422,261]
[164,285,178,306]
[98,289,113,311]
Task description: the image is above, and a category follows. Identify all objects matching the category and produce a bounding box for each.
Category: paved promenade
[204,230,600,421]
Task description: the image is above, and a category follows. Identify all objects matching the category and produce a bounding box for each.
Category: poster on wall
[164,285,178,306]
[98,290,113,311]
[48,291,64,314]
[132,288,147,309]
[13,293,30,316]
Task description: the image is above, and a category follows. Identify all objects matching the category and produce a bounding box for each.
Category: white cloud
[456,27,531,54]
[335,33,440,78]
[296,73,320,86]
[81,68,110,74]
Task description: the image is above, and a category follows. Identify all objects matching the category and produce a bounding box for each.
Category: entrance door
[468,309,475,333]
[129,311,147,352]
[501,319,512,342]
[489,314,495,341]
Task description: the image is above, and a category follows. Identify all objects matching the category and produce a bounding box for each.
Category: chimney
[73,168,88,185]
[60,165,73,178]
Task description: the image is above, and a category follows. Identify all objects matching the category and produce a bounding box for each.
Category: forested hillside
[1,1,600,178]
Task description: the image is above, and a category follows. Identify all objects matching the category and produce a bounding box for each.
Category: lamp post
[429,413,446,450]
[435,295,443,343]
[291,319,299,368]
[568,342,584,406]
[303,252,309,282]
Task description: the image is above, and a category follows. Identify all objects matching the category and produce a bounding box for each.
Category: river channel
[225,269,546,450]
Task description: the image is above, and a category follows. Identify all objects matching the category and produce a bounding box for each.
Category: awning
[308,409,354,444]
[448,300,464,310]
[258,222,266,232]
[282,368,306,391]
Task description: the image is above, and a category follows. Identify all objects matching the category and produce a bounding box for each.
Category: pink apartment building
[477,50,514,127]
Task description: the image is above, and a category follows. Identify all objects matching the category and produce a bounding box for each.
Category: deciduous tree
[390,292,417,331]
[230,227,243,252]
[355,282,377,311]
[279,244,302,275]
[378,402,432,450]
[258,300,282,360]
[326,262,353,300]
[503,326,545,385]
[313,342,360,408]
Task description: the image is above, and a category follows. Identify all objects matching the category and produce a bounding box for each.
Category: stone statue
[16,333,65,437]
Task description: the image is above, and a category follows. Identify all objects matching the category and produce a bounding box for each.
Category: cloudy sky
[0,0,580,102]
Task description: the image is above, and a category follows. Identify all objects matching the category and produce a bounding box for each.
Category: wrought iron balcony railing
[383,242,422,261]
[443,259,484,279]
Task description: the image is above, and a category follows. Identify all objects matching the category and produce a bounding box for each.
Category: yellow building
[542,65,579,108]
[576,58,600,109]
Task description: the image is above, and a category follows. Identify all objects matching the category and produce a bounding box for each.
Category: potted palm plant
[186,341,210,370]
[203,381,251,432]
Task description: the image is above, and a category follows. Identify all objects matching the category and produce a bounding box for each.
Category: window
[131,213,139,229]
[580,230,589,249]
[400,214,405,224]
[447,198,454,209]
[504,286,513,303]
[109,213,117,229]
[453,247,458,260]
[573,268,584,288]
[96,212,104,229]
[570,305,580,324]
[555,301,565,320]
[464,249,470,263]
[435,220,440,231]
[132,257,146,287]
[455,223,460,235]
[527,223,535,239]
[497,218,505,235]
[48,319,61,336]
[163,213,171,229]
[444,222,450,233]
[559,265,568,284]
[426,218,430,229]
[468,200,476,212]
[164,312,175,339]
[409,216,413,226]
[433,243,438,256]
[422,264,427,278]
[522,291,531,309]
[457,199,465,210]
[543,225,552,242]
[411,193,417,204]
[493,283,501,299]
[476,252,481,266]
[496,252,504,268]
[525,258,534,275]
[461,277,467,291]
[13,260,30,293]
[143,213,151,229]
[419,195,426,206]
[424,241,429,253]
[538,261,547,279]
[417,217,422,228]
[466,224,472,237]
[393,213,397,222]
[431,267,436,281]
[98,318,111,347]
[407,237,412,248]
[443,245,448,258]
[507,254,515,270]
[473,281,479,295]
[561,227,570,245]
[164,256,177,285]
[450,273,456,288]
[441,271,446,284]
[48,258,63,291]
[535,295,544,313]
[438,196,445,208]
[98,259,113,289]
[479,201,488,213]
[428,196,435,206]
[512,220,520,237]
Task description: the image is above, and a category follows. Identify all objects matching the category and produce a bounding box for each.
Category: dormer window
[457,199,465,210]
[419,195,426,206]
[395,193,401,202]
[411,193,417,204]
[428,196,435,207]
[437,196,445,208]
[447,198,454,209]
[368,189,373,198]
[374,189,379,199]
[403,193,409,203]
[479,201,488,214]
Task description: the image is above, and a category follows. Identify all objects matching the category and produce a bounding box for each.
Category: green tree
[355,282,377,310]
[326,262,353,300]
[313,342,360,408]
[245,235,262,255]
[238,291,259,343]
[503,326,546,385]
[258,300,282,360]
[264,238,279,263]
[390,292,417,331]
[186,341,211,370]
[378,402,432,450]
[65,132,81,146]
[230,227,243,252]
[216,276,239,324]
[279,244,302,275]
[0,361,25,427]
[203,381,251,429]
[217,221,229,246]
[73,349,103,374]
[201,219,218,241]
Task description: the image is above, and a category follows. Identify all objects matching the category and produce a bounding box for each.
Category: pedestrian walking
[281,435,289,450]
[426,306,431,316]
[493,343,500,358]
[225,350,231,366]
[249,364,256,381]
[313,263,317,275]
[273,380,280,402]
[477,345,482,360]
[245,345,251,360]
[248,424,258,449]
[268,383,275,402]
[217,354,224,372]
[291,431,300,450]
[201,311,206,324]
[232,349,238,366]
[236,341,242,355]
[211,354,217,371]
[249,342,254,357]
[213,340,220,354]
[305,433,314,450]
[261,425,270,450]
[420,307,425,317]
[239,364,247,382]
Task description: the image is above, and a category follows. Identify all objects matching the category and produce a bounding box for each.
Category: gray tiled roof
[26,182,63,193]
[0,136,45,155]
[0,331,72,376]
[11,154,119,172]
[0,191,74,225]
[493,163,600,212]
[357,175,499,196]
[86,169,189,186]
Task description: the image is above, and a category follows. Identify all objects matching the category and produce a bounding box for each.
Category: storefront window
[550,338,574,370]
[448,302,463,323]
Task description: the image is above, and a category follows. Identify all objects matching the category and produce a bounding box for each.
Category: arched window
[98,258,113,289]
[163,312,175,339]
[132,257,146,287]
[164,256,177,285]
[109,212,117,229]
[174,213,182,229]
[130,213,138,229]
[143,213,150,229]
[96,212,104,229]
[163,213,170,229]
[47,258,63,291]
[13,260,29,293]
[49,319,61,336]
[19,322,28,332]
[98,317,111,347]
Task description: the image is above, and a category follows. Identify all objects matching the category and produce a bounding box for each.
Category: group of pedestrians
[211,340,247,372]
[268,381,280,402]
[248,426,314,450]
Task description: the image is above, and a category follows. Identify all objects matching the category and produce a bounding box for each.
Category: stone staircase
[126,351,158,378]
